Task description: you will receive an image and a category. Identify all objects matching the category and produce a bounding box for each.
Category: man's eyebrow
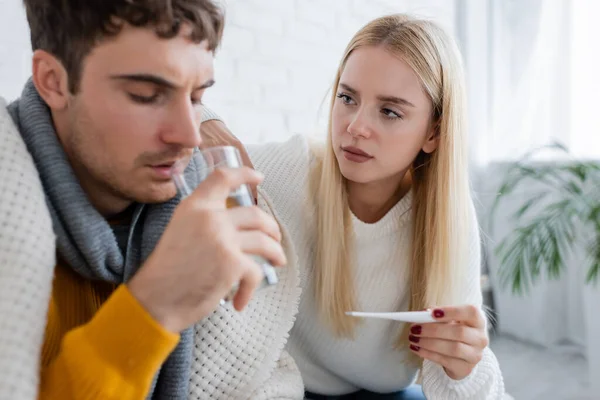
[111,74,177,89]
[110,74,215,90]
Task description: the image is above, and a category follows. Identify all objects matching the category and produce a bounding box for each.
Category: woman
[200,13,505,399]
[245,14,504,399]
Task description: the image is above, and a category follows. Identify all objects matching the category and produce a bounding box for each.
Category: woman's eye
[336,93,355,105]
[382,108,403,120]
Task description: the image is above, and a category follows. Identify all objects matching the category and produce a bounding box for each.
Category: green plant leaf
[515,196,544,219]
[491,141,600,293]
[585,224,600,286]
[586,260,600,285]
[496,199,580,293]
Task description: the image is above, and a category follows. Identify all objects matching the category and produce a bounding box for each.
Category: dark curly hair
[23,0,225,93]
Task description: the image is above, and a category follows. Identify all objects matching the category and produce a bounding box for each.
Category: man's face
[56,23,214,214]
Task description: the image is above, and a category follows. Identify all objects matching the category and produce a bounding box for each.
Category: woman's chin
[338,166,373,185]
[335,154,377,184]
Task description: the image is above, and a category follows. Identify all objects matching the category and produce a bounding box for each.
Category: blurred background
[1,0,599,398]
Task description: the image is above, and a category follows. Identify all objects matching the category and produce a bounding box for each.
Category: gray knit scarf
[7,79,199,400]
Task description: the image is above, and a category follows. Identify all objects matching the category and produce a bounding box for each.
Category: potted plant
[489,142,599,394]
[491,143,599,294]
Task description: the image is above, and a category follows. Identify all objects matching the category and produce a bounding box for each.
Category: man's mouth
[149,161,179,179]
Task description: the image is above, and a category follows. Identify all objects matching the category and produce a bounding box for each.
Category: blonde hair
[311,14,473,352]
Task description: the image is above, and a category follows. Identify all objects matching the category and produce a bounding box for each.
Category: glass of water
[170,146,278,304]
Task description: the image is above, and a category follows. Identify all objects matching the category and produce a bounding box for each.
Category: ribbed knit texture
[39,276,180,399]
[41,259,117,366]
[249,134,506,400]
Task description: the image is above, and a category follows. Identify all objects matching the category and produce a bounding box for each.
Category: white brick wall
[0,1,32,102]
[0,0,458,143]
[208,0,458,143]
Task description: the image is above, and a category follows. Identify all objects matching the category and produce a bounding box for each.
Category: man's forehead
[87,24,214,87]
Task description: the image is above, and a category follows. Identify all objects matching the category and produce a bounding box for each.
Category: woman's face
[331,46,438,187]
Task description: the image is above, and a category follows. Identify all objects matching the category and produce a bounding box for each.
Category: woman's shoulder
[247,134,323,224]
[248,134,323,192]
[248,134,314,171]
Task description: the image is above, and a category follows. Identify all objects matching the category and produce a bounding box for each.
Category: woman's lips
[341,146,373,163]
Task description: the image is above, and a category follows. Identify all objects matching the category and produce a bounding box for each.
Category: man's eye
[129,93,160,104]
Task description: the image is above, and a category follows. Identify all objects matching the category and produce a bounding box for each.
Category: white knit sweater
[188,186,304,399]
[249,135,506,400]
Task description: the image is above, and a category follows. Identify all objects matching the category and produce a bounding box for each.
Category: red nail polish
[433,309,445,318]
[411,325,422,335]
[409,335,420,343]
[410,345,420,352]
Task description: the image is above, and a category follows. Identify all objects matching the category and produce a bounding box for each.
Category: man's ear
[31,50,70,111]
[422,119,440,154]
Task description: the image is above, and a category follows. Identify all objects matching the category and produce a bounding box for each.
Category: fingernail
[410,345,420,352]
[433,309,445,318]
[411,325,422,335]
[409,335,420,343]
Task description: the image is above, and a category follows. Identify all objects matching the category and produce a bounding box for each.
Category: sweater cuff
[200,105,223,123]
[74,285,180,382]
[422,347,505,399]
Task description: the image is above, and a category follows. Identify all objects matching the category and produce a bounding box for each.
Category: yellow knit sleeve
[39,285,180,400]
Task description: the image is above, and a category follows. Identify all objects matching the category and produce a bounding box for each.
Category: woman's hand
[409,305,489,380]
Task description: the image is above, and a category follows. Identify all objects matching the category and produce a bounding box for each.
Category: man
[0,1,302,399]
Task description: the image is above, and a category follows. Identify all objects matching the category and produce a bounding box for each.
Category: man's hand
[127,167,286,333]
[200,120,256,200]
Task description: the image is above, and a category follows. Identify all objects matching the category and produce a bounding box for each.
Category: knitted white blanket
[0,98,56,400]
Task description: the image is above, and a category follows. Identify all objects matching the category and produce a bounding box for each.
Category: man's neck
[347,172,411,224]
